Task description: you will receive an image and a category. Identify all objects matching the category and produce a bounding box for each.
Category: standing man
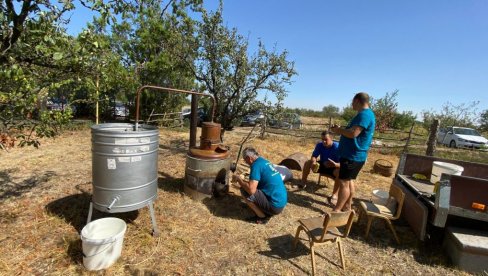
[301,131,340,190]
[232,147,288,224]
[331,92,375,212]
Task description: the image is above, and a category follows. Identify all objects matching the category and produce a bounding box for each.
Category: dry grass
[0,123,469,275]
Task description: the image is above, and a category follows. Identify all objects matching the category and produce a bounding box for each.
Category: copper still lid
[189,121,230,159]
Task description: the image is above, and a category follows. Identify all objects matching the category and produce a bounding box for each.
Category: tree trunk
[426,119,440,156]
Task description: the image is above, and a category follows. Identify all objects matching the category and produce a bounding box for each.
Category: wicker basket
[373,159,394,177]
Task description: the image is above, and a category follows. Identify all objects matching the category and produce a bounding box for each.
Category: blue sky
[67,0,488,116]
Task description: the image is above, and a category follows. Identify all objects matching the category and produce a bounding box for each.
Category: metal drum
[91,123,159,213]
[184,154,231,201]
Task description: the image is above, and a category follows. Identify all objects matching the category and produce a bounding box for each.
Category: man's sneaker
[246,215,270,225]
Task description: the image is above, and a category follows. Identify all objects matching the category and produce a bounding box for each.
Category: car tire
[450,140,457,148]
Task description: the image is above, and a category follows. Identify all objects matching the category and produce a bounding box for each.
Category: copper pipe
[134,85,216,130]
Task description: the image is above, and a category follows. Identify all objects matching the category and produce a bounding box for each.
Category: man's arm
[331,125,363,138]
[233,175,259,195]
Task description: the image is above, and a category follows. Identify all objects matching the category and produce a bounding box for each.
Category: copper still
[184,121,231,200]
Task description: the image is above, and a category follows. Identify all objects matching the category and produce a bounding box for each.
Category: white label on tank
[114,138,139,145]
[139,146,150,152]
[118,157,130,162]
[131,156,142,162]
[139,137,150,143]
[112,147,123,154]
[107,159,116,169]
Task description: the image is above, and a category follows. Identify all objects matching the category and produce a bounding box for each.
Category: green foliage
[392,111,416,130]
[479,109,488,132]
[283,107,323,117]
[175,4,297,130]
[341,106,356,124]
[322,104,340,118]
[371,90,399,131]
[421,101,480,130]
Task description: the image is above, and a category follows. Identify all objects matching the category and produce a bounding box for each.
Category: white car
[437,127,488,149]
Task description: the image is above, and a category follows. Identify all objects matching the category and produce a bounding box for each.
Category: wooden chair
[293,210,355,275]
[359,184,405,244]
[317,173,333,187]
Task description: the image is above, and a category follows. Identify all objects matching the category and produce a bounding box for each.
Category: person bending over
[232,147,288,224]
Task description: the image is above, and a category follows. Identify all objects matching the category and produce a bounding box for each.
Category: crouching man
[232,147,288,224]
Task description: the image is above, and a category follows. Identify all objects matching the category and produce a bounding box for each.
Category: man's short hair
[243,147,259,159]
[321,130,331,137]
[353,92,370,105]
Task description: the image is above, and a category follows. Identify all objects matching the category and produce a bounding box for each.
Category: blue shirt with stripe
[249,157,287,208]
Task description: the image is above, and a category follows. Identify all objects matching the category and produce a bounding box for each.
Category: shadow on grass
[158,139,188,157]
[0,169,56,200]
[158,171,184,193]
[202,191,251,221]
[286,178,330,214]
[257,234,312,274]
[45,193,139,233]
[349,198,451,268]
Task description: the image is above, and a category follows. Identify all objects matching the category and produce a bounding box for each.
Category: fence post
[328,116,332,131]
[426,119,440,156]
[402,122,415,153]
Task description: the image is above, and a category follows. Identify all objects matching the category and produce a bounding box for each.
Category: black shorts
[318,163,336,178]
[339,158,365,180]
[240,188,284,216]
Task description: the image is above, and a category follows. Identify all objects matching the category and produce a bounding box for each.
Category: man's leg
[343,180,355,211]
[301,160,313,184]
[244,199,267,218]
[331,168,340,199]
[333,178,350,212]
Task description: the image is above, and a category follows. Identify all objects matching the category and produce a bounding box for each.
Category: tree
[392,111,416,130]
[480,110,488,132]
[341,106,356,124]
[421,101,480,130]
[176,5,296,132]
[371,89,399,131]
[322,104,340,118]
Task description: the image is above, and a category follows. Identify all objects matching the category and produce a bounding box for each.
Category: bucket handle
[82,242,115,258]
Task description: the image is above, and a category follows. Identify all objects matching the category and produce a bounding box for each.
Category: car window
[454,128,480,136]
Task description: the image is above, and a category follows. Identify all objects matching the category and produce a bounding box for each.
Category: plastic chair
[359,184,405,244]
[293,210,355,275]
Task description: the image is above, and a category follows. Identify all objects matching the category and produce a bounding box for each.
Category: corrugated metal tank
[184,154,231,200]
[91,123,159,213]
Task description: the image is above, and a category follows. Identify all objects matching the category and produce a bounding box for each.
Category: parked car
[113,102,129,118]
[268,113,302,129]
[182,107,207,126]
[240,110,265,127]
[437,126,488,149]
[46,97,75,113]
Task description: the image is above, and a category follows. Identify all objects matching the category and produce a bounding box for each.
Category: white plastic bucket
[430,161,464,184]
[81,217,127,271]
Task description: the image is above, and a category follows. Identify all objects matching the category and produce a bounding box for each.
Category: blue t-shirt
[338,108,376,162]
[312,141,340,164]
[249,157,287,208]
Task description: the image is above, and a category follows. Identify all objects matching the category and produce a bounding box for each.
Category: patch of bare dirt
[0,126,468,275]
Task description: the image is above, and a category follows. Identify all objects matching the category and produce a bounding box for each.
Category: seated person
[301,131,340,197]
[232,147,287,224]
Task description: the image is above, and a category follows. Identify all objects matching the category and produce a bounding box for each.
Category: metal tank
[88,123,160,235]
